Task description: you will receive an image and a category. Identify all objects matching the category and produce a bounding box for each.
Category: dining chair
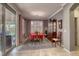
[52,32,62,47]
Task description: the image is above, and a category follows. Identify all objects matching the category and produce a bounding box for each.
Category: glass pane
[5,8,16,52]
[48,22,53,32]
[0,4,2,55]
[31,21,43,33]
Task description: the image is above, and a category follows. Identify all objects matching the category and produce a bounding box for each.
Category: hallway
[1,3,79,56]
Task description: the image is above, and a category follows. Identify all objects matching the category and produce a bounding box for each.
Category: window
[31,21,43,33]
[48,22,53,32]
[5,5,16,53]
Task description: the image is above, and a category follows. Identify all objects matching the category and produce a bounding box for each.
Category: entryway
[70,4,79,51]
[74,5,79,47]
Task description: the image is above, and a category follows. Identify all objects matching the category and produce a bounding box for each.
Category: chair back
[58,32,62,40]
[52,32,57,38]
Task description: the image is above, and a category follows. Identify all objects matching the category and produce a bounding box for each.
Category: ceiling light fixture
[31,11,45,16]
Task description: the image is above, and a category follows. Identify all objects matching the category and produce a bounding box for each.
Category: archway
[70,3,79,51]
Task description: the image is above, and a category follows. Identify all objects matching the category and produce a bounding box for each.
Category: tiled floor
[8,39,79,56]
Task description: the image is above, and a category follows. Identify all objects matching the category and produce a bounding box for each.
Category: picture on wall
[58,20,62,29]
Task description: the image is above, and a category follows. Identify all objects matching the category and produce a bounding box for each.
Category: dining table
[29,33,45,41]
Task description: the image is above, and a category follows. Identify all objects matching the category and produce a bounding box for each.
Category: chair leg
[60,41,61,46]
[55,41,56,47]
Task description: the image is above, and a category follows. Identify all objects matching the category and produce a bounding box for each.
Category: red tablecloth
[29,33,45,40]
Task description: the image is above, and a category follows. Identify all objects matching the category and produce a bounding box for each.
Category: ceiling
[15,3,64,20]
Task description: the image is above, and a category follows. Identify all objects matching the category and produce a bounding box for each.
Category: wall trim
[63,48,71,54]
[49,3,67,19]
[49,8,63,19]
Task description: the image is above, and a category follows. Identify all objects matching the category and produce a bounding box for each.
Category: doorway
[74,17,78,46]
[74,6,79,47]
[69,3,79,51]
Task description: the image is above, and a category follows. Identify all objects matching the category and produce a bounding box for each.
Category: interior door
[74,17,77,46]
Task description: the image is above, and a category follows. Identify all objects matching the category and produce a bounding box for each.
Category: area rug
[18,38,53,51]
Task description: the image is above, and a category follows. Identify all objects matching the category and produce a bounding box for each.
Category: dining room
[7,3,63,56]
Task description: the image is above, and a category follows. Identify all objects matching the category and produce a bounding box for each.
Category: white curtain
[31,21,43,33]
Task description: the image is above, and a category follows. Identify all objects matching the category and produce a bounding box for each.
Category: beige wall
[63,3,75,51]
[52,3,75,51]
[63,4,71,51]
[51,3,75,51]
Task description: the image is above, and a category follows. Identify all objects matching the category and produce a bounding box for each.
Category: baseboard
[63,48,71,53]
